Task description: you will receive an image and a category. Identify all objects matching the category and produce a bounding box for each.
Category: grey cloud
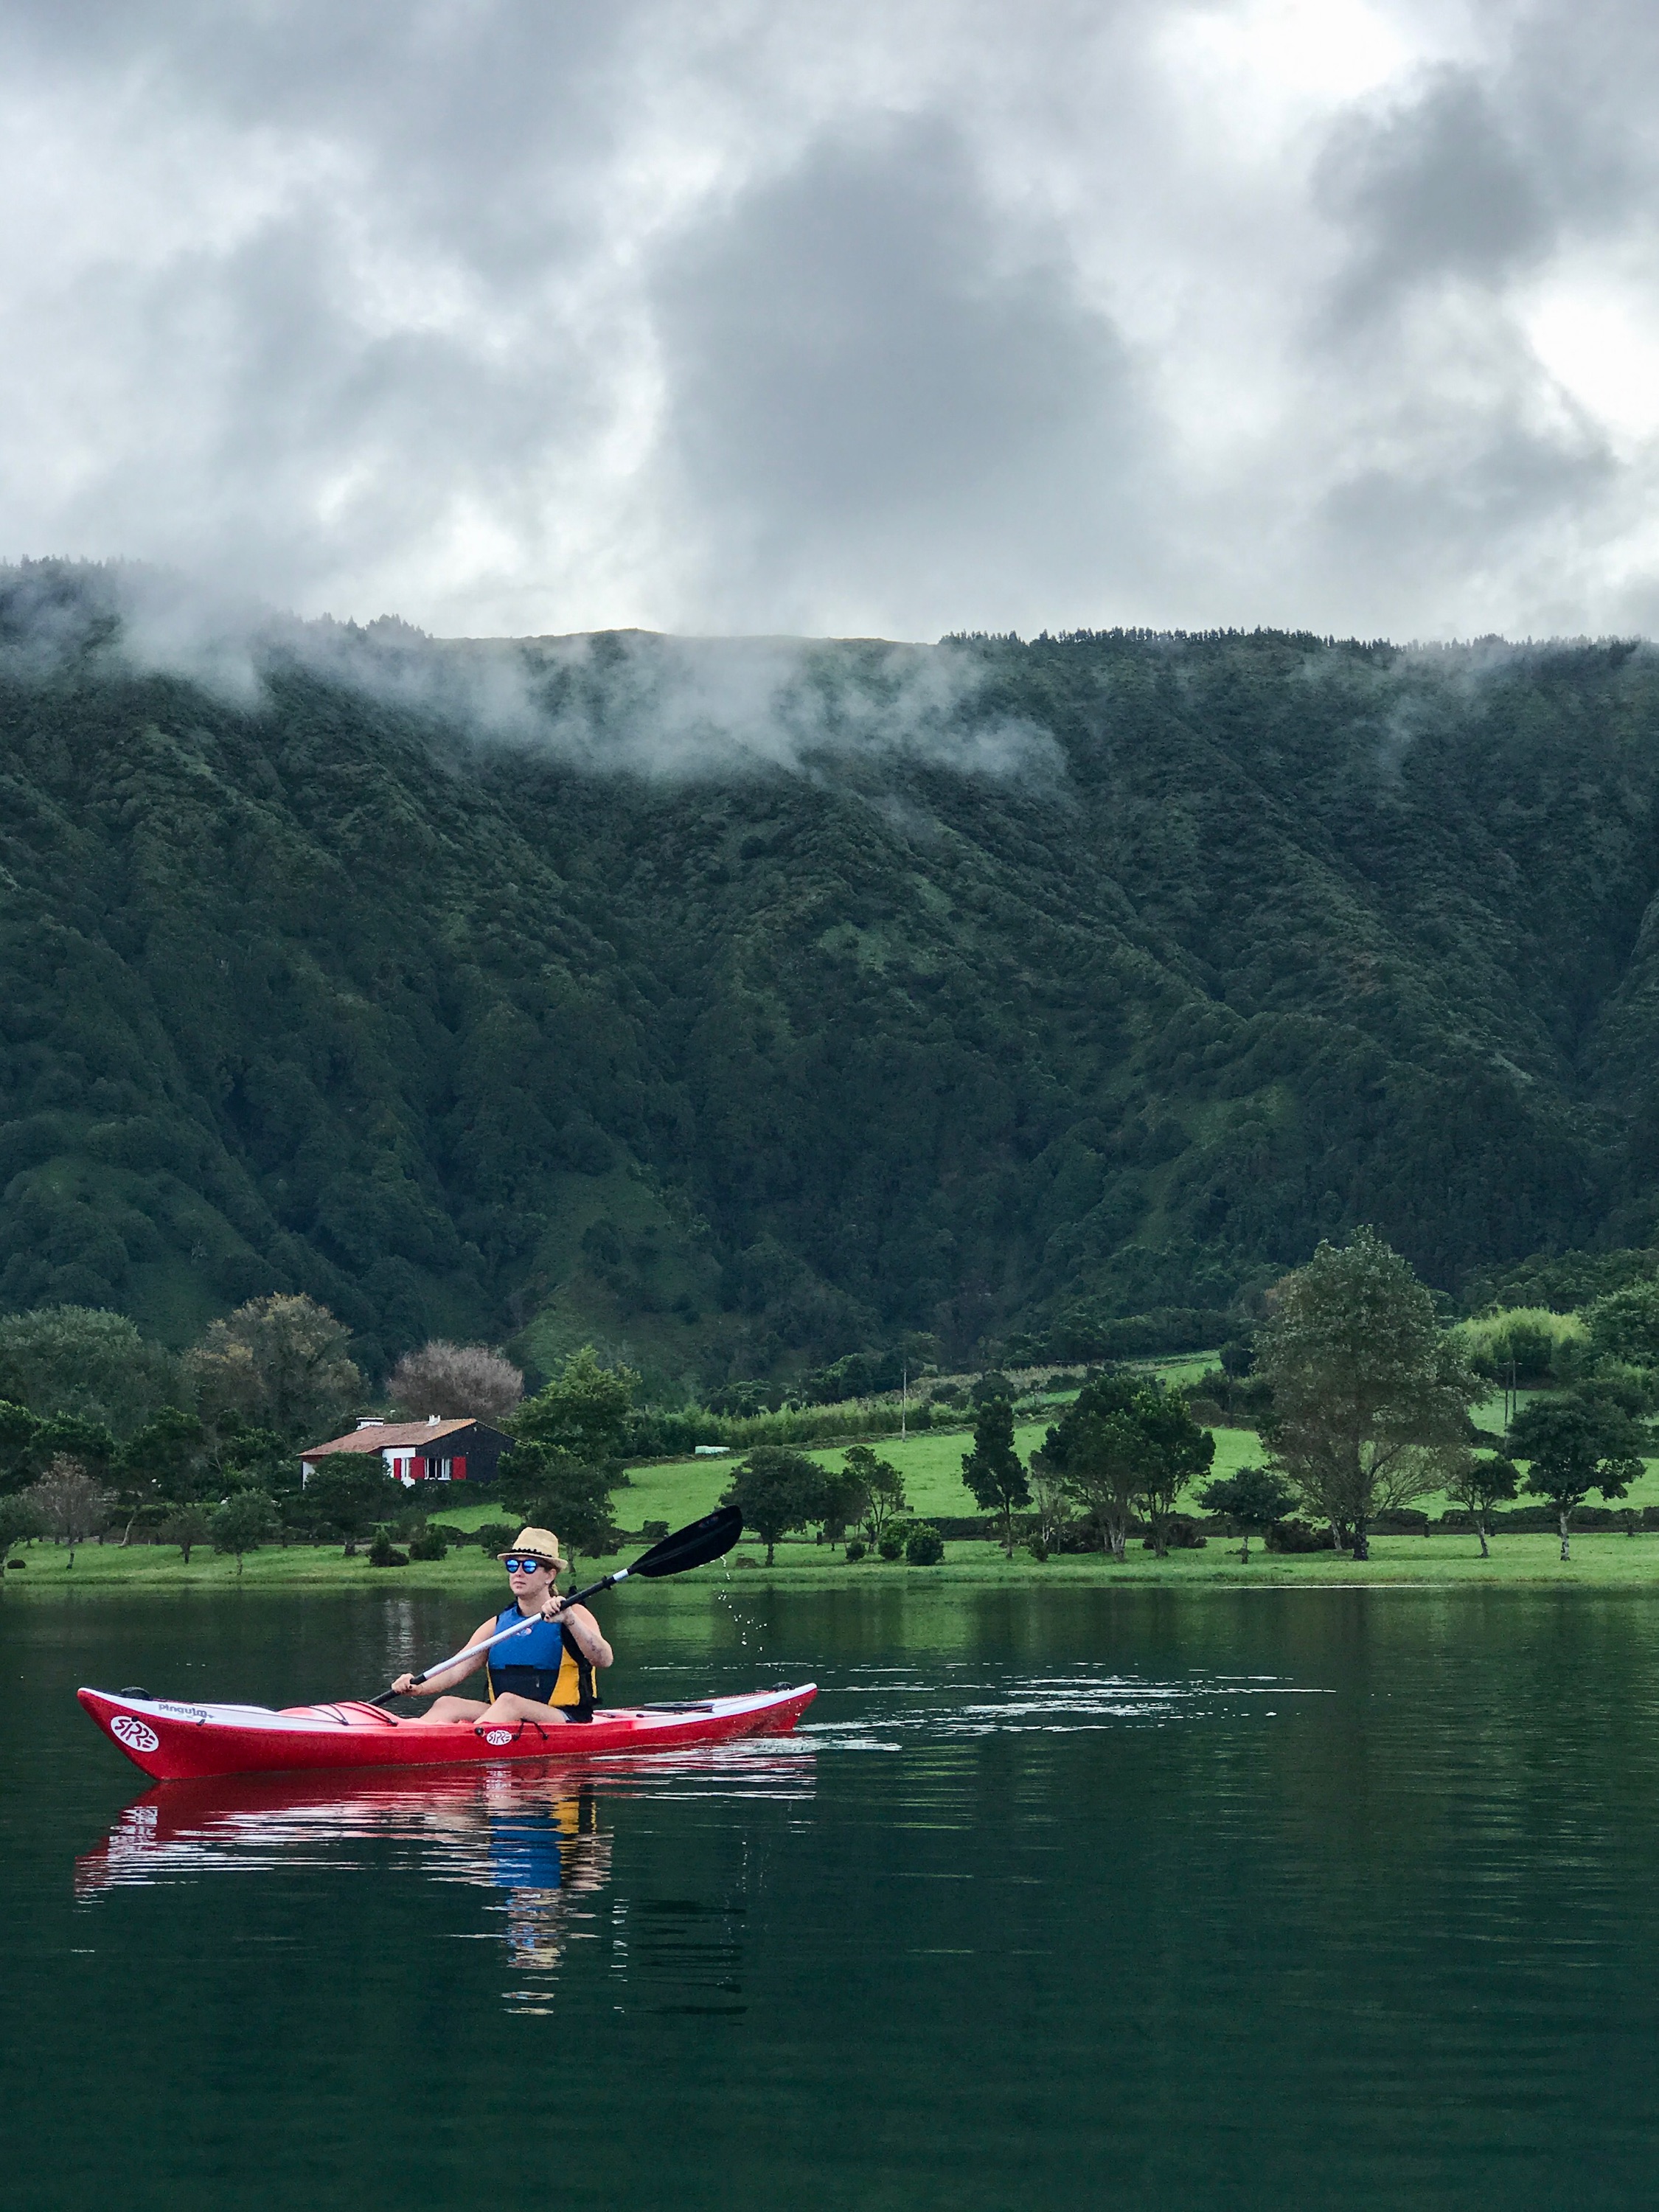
[648,117,1160,629]
[1317,69,1550,307]
[3,3,1659,642]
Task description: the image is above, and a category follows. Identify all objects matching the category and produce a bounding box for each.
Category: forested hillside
[4,563,1659,1390]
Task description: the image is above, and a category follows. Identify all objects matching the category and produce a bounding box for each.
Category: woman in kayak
[389,1527,613,1725]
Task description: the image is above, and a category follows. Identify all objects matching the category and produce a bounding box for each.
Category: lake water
[7,1581,1659,2210]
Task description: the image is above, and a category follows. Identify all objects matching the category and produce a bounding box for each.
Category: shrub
[369,1525,409,1568]
[641,1520,669,1543]
[475,1521,516,1553]
[904,1522,945,1565]
[1025,1534,1051,1562]
[1265,1518,1335,1554]
[844,1537,867,1562]
[407,1523,448,1561]
[1162,1514,1207,1550]
[877,1521,908,1560]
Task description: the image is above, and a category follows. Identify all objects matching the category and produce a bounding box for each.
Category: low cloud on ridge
[0,560,1062,785]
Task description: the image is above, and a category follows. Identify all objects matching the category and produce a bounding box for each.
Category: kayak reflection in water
[76,1763,612,1987]
[389,1527,613,1728]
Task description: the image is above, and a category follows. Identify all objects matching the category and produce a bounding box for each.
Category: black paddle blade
[629,1503,743,1579]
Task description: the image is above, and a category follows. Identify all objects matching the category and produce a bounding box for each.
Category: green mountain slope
[4,568,1658,1384]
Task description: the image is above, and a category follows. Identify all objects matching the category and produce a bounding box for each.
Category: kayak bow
[79,1682,818,1783]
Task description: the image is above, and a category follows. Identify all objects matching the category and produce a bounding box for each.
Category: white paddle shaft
[413,1570,630,1687]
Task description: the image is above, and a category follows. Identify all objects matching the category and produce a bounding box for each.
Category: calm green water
[7,1583,1659,2210]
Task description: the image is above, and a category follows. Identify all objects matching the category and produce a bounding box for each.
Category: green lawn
[18,1380,1659,1603]
[14,1526,1659,1599]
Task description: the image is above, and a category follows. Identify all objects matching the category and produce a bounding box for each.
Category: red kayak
[79,1682,818,1783]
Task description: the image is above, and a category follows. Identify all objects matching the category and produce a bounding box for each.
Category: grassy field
[15,1380,1659,1600]
[12,1528,1659,1598]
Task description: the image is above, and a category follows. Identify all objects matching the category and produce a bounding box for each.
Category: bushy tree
[1509,1394,1645,1562]
[1198,1465,1296,1561]
[1256,1228,1480,1559]
[513,1346,639,1464]
[1130,1391,1214,1558]
[843,1444,906,1548]
[0,1305,178,1433]
[498,1440,618,1563]
[114,1407,210,1533]
[0,1495,42,1578]
[961,1399,1030,1556]
[212,1490,279,1575]
[389,1340,524,1423]
[1443,1452,1520,1557]
[1585,1281,1659,1371]
[302,1458,402,1554]
[1039,1374,1150,1562]
[24,1455,114,1565]
[160,1506,213,1563]
[720,1447,827,1565]
[0,1402,38,1495]
[187,1295,362,1441]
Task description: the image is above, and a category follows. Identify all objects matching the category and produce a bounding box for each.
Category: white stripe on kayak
[85,1686,815,1735]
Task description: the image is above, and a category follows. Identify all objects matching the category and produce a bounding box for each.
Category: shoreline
[8,1530,1659,1598]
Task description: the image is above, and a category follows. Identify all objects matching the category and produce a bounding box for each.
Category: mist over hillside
[3,562,1658,1390]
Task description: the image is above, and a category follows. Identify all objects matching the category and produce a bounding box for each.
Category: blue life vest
[486,1607,597,1716]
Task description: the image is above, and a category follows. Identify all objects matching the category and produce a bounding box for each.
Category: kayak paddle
[369,1504,745,1706]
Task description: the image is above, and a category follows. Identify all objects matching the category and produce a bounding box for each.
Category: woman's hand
[540,1592,566,1621]
[391,1673,417,1695]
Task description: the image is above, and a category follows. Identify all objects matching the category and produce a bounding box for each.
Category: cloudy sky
[1,0,1655,642]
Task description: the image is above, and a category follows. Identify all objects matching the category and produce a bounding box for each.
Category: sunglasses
[503,1557,552,1575]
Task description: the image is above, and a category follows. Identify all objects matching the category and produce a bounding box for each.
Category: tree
[844,1444,906,1549]
[114,1407,209,1535]
[0,1402,38,1495]
[817,1462,869,1551]
[23,1455,114,1566]
[1255,1228,1480,1560]
[1508,1394,1645,1562]
[961,1399,1031,1556]
[513,1346,639,1464]
[1038,1371,1154,1563]
[1198,1465,1296,1562]
[1130,1391,1214,1559]
[498,1441,618,1563]
[302,1458,402,1554]
[0,1305,179,1433]
[187,1294,362,1441]
[1443,1452,1520,1558]
[389,1340,524,1423]
[1585,1280,1659,1371]
[160,1506,212,1563]
[0,1495,41,1579]
[720,1448,827,1565]
[1028,1463,1074,1555]
[211,1490,279,1576]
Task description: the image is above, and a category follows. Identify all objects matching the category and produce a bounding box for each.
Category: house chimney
[427,1414,442,1425]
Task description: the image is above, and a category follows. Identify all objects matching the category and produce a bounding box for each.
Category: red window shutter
[452,1455,467,1481]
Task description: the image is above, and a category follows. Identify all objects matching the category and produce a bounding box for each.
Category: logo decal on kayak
[111,1716,160,1753]
[484,1729,514,1746]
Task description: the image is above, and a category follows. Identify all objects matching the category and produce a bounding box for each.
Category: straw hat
[498,1526,566,1571]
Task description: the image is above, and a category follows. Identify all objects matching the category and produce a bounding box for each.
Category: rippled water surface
[7,1582,1659,2209]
